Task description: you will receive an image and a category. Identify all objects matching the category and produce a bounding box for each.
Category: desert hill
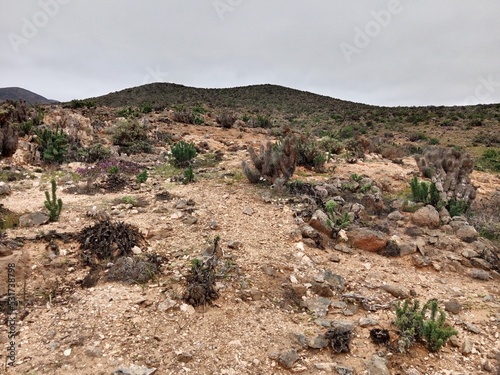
[0,86,498,374]
[0,87,58,105]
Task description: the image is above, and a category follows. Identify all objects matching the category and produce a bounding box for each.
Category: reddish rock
[348,228,387,252]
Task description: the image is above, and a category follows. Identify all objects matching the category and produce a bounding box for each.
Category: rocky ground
[0,107,499,375]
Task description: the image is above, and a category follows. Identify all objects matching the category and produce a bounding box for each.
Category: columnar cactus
[414,146,476,205]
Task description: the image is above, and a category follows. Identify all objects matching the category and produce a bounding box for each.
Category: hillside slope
[0,87,57,105]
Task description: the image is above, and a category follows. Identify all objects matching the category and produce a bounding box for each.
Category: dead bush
[78,218,146,266]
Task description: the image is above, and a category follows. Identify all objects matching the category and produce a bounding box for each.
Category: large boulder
[309,209,332,237]
[411,205,440,228]
[348,228,387,252]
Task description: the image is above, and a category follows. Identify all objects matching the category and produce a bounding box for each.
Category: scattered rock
[461,336,473,354]
[388,210,404,221]
[0,182,11,196]
[411,205,440,228]
[444,299,462,315]
[359,317,378,327]
[308,334,330,349]
[304,297,331,318]
[366,354,390,375]
[456,225,478,243]
[470,269,492,280]
[19,211,49,227]
[277,348,299,369]
[381,283,409,299]
[309,209,333,236]
[243,207,254,216]
[348,228,387,252]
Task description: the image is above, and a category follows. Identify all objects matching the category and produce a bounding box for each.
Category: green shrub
[421,300,458,352]
[393,299,457,353]
[68,99,96,109]
[171,141,197,167]
[140,102,153,114]
[338,125,354,139]
[136,169,148,183]
[183,166,195,184]
[448,199,468,217]
[475,148,500,172]
[34,125,68,163]
[297,136,326,171]
[111,119,152,154]
[410,176,440,206]
[44,179,63,222]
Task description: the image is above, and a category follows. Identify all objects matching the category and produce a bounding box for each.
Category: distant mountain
[0,87,58,105]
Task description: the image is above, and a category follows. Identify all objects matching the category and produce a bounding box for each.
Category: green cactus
[44,179,63,222]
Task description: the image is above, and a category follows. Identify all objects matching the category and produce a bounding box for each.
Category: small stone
[388,210,404,221]
[449,335,460,347]
[465,322,481,334]
[63,348,72,356]
[85,345,103,357]
[277,349,299,369]
[243,207,254,216]
[227,240,242,249]
[131,246,142,254]
[359,317,378,327]
[176,351,193,363]
[19,211,50,227]
[113,364,157,375]
[461,337,473,354]
[381,283,409,299]
[179,303,195,314]
[308,334,330,349]
[412,205,440,228]
[444,299,462,315]
[367,354,390,375]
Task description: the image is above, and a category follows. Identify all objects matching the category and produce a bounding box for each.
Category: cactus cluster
[242,135,298,187]
[415,146,476,206]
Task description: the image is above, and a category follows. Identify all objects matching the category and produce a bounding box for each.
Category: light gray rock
[113,365,156,375]
[387,210,404,221]
[456,225,478,243]
[19,211,49,227]
[412,205,440,228]
[0,182,11,196]
[367,354,390,375]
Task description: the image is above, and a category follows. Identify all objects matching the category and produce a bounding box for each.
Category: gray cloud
[1,0,499,106]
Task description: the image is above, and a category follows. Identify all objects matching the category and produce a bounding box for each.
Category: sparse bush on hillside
[475,148,500,172]
[172,110,195,124]
[170,140,197,167]
[68,99,96,109]
[296,135,327,171]
[216,111,237,129]
[111,119,152,154]
[242,135,297,186]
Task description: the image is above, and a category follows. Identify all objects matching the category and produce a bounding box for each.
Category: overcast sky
[1,0,499,106]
